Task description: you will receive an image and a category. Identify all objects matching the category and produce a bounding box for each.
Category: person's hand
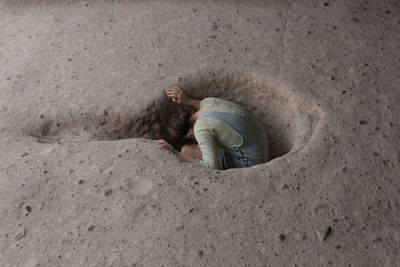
[153,139,178,154]
[166,86,188,105]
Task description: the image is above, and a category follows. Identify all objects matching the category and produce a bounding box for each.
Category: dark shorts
[217,147,257,170]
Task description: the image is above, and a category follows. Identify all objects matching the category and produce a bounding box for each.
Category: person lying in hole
[153,86,269,170]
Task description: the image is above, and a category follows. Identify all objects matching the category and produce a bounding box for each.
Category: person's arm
[166,86,200,109]
[193,120,219,169]
[184,98,201,109]
[153,139,197,163]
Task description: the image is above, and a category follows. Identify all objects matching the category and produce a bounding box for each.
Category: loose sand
[0,0,399,266]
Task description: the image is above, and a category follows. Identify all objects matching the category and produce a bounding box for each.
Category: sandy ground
[0,0,399,266]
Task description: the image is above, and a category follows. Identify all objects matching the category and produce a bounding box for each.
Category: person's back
[194,97,269,170]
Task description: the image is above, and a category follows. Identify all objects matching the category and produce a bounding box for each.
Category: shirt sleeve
[193,119,219,169]
[198,98,212,109]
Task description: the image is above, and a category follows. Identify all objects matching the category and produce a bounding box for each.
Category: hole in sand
[26,69,324,160]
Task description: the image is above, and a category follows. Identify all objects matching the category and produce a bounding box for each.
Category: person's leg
[180,144,202,159]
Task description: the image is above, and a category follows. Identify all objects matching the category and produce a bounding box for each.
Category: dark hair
[163,106,196,151]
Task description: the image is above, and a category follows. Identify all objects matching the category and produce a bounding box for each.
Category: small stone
[14,228,27,241]
[278,234,286,241]
[198,250,204,257]
[175,225,185,231]
[88,225,95,231]
[280,183,288,190]
[78,179,84,184]
[316,230,324,241]
[316,226,332,242]
[372,237,382,243]
[294,232,305,240]
[104,189,113,196]
[359,120,368,125]
[26,206,31,212]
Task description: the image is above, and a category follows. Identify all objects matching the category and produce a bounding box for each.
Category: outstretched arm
[166,86,200,108]
[153,139,196,163]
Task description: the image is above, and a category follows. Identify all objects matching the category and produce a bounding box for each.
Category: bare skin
[153,87,211,163]
[166,86,200,108]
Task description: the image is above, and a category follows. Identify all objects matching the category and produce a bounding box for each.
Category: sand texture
[0,0,399,266]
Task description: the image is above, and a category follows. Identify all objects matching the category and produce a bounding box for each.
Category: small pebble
[372,237,382,242]
[280,183,288,190]
[278,234,286,241]
[316,226,332,242]
[104,189,113,196]
[14,228,27,241]
[88,225,95,231]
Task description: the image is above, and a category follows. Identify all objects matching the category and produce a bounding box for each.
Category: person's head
[163,106,196,150]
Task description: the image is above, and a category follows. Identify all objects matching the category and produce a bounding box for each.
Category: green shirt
[194,99,243,169]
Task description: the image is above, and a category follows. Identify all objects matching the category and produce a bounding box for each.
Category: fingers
[153,139,166,145]
[166,87,179,94]
[166,92,179,99]
[153,139,170,148]
[154,139,177,154]
[166,90,176,96]
[166,89,181,103]
[167,87,177,91]
[166,86,183,96]
[166,89,178,100]
[166,87,187,105]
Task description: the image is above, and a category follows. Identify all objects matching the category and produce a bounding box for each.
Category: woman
[154,86,269,170]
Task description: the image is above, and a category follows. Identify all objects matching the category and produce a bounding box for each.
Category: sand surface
[0,0,399,266]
